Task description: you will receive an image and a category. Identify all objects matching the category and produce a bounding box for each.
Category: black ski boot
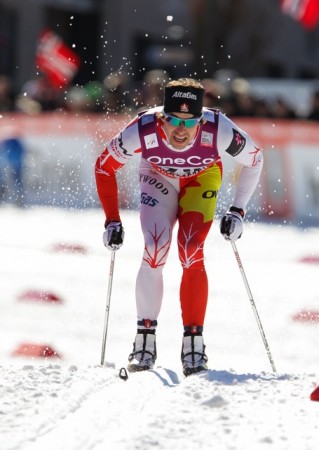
[181,326,208,377]
[127,320,157,372]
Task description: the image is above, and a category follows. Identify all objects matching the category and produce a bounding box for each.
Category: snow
[1,205,319,450]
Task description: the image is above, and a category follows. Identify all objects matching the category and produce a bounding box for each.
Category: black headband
[164,85,204,117]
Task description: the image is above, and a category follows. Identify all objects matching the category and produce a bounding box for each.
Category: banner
[1,113,319,221]
[36,29,80,87]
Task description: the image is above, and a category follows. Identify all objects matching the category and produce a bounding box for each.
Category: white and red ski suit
[95,106,263,328]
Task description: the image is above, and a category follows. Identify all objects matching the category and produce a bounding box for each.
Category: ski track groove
[2,363,317,450]
[1,364,117,450]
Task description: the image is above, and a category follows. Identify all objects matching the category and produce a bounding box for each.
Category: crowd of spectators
[1,70,319,121]
[1,69,318,208]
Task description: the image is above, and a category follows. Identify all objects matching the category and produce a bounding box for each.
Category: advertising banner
[0,113,318,223]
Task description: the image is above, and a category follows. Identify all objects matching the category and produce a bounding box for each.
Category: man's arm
[217,113,263,210]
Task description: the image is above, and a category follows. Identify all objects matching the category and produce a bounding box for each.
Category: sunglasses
[163,114,202,128]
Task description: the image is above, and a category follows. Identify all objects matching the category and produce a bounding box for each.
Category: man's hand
[220,207,244,241]
[103,221,124,251]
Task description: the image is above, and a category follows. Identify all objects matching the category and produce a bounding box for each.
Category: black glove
[220,206,245,241]
[103,221,124,251]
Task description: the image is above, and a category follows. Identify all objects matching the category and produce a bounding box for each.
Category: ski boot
[181,326,208,377]
[127,320,157,372]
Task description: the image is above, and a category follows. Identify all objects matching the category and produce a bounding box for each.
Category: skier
[95,78,263,376]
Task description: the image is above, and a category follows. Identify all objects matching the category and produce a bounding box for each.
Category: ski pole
[231,241,277,372]
[100,250,116,366]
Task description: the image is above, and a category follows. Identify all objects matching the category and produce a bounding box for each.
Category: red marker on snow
[310,386,319,401]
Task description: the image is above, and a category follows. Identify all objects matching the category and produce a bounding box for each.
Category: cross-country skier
[95,78,263,376]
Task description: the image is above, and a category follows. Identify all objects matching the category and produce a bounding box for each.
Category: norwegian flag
[36,29,80,87]
[280,0,319,29]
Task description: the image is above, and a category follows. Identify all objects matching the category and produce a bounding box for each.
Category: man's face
[161,112,200,150]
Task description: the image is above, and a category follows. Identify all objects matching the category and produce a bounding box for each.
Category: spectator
[0,125,27,206]
[140,70,168,109]
[229,78,257,117]
[64,85,94,113]
[271,97,297,119]
[0,75,15,112]
[17,74,62,114]
[253,97,273,118]
[201,78,224,109]
[307,90,319,121]
[84,81,107,113]
[103,70,132,113]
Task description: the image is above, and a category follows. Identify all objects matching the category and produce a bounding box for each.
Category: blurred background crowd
[0,0,319,120]
[1,69,319,121]
[1,0,319,213]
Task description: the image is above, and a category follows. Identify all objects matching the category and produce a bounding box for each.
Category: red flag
[310,385,319,401]
[280,0,319,29]
[36,29,80,87]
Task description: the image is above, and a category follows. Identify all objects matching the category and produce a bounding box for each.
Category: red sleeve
[95,116,142,222]
[95,151,123,221]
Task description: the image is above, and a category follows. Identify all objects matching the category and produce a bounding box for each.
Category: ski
[117,365,206,384]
